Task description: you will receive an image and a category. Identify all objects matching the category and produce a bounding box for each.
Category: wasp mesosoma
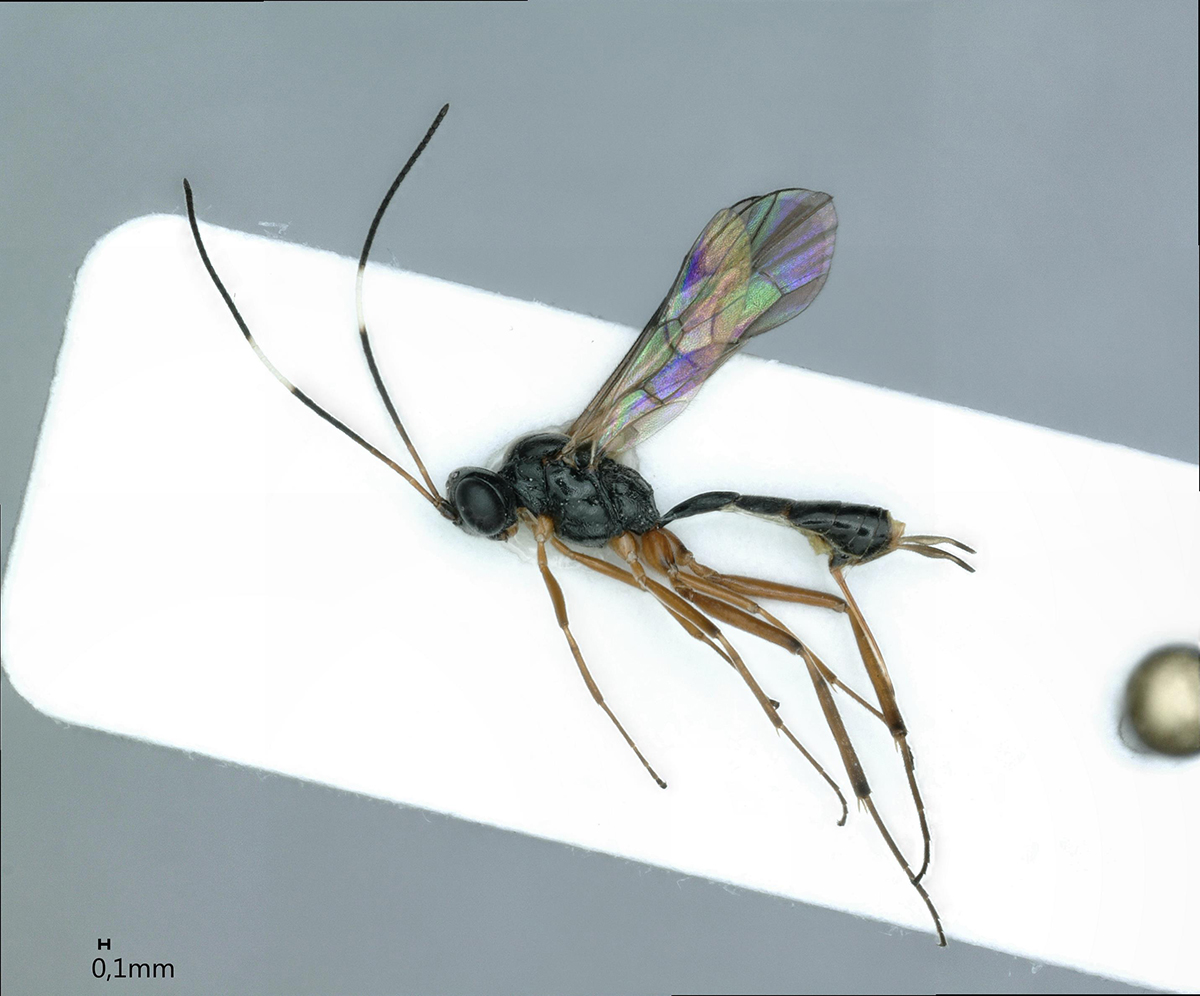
[183,104,973,945]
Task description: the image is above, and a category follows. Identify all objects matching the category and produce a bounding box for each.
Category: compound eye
[450,471,514,538]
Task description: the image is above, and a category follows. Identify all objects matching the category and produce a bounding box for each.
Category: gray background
[2,3,1194,994]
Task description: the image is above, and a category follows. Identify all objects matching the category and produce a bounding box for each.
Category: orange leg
[607,533,850,826]
[549,535,847,823]
[669,547,883,722]
[659,528,934,883]
[642,528,945,945]
[548,537,784,708]
[524,514,666,788]
[829,563,932,882]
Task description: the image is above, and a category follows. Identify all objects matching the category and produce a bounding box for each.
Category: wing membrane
[566,189,837,461]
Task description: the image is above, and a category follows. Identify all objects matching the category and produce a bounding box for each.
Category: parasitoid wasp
[183,104,973,946]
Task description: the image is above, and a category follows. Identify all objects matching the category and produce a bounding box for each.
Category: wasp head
[445,467,519,539]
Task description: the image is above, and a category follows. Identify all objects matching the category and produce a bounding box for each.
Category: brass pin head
[1123,645,1200,757]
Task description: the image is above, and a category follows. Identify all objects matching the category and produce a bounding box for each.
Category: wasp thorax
[446,467,519,539]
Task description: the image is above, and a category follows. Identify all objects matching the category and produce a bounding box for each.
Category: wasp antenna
[356,103,451,507]
[183,178,441,510]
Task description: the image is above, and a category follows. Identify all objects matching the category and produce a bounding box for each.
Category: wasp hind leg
[649,522,941,885]
[642,527,946,945]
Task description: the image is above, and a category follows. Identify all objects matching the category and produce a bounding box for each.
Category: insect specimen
[183,104,973,945]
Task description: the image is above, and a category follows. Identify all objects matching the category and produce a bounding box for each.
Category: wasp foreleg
[525,514,666,789]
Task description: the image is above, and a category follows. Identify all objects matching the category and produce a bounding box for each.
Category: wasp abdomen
[779,500,894,565]
[661,492,897,566]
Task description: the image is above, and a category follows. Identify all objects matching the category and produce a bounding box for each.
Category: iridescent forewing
[565,189,837,461]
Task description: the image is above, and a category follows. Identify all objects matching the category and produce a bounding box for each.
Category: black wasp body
[447,430,903,572]
[446,432,659,545]
[184,104,974,947]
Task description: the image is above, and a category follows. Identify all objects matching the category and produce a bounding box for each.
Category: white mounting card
[3,217,1197,991]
